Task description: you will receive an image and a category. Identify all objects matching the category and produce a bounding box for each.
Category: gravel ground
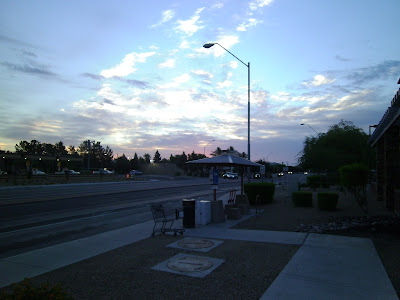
[1,236,298,299]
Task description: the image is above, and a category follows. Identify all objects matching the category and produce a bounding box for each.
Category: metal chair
[150,204,185,237]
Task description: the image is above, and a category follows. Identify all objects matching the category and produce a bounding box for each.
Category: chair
[150,204,185,237]
[228,189,237,204]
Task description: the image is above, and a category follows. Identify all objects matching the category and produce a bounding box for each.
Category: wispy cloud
[346,60,400,85]
[302,75,336,87]
[100,52,156,78]
[249,0,274,11]
[175,7,205,36]
[237,18,263,32]
[1,61,57,77]
[82,73,104,80]
[151,9,175,28]
[158,58,175,68]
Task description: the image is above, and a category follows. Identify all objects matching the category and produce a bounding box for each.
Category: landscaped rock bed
[295,215,400,234]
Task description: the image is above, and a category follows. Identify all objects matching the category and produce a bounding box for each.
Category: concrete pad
[167,237,223,252]
[261,275,398,300]
[185,228,306,245]
[0,220,156,288]
[0,260,51,288]
[152,253,224,278]
[261,234,398,299]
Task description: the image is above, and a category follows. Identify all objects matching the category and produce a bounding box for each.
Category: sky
[0,0,399,165]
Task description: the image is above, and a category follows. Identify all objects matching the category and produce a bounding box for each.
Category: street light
[300,123,319,135]
[203,42,251,161]
[204,139,215,156]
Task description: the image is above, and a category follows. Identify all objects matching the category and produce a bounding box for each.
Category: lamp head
[300,123,305,125]
[203,43,215,48]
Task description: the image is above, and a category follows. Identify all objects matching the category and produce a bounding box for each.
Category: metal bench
[150,204,185,237]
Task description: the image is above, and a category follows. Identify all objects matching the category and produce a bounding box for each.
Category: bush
[317,192,338,211]
[1,278,73,299]
[306,175,330,189]
[339,163,369,214]
[244,182,275,204]
[292,191,313,207]
[306,175,320,190]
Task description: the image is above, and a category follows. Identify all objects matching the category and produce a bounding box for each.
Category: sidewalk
[0,193,397,299]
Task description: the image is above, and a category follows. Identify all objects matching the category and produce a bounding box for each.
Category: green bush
[339,163,369,214]
[244,182,275,204]
[317,192,338,211]
[292,191,313,207]
[1,278,73,299]
[306,175,320,190]
[306,175,330,189]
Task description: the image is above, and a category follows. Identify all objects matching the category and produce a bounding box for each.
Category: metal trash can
[182,199,196,228]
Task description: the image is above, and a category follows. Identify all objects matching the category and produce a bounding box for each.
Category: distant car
[0,170,7,175]
[304,171,308,175]
[93,169,114,174]
[278,172,284,177]
[254,173,261,179]
[33,170,46,175]
[129,170,142,176]
[55,169,80,175]
[65,170,80,175]
[288,171,293,174]
[223,172,238,179]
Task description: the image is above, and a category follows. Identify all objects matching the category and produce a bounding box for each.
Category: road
[0,174,307,258]
[0,177,241,258]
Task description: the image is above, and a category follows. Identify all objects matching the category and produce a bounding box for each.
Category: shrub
[306,175,330,189]
[317,192,339,211]
[244,182,275,204]
[306,175,321,190]
[1,278,73,299]
[292,191,313,207]
[339,163,369,214]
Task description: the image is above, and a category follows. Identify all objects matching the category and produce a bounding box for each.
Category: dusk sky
[1,0,399,165]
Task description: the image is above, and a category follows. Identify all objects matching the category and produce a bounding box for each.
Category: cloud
[82,73,104,80]
[158,58,175,68]
[335,55,350,62]
[124,78,150,89]
[237,18,263,32]
[151,9,175,28]
[1,61,57,77]
[100,51,156,78]
[346,60,400,85]
[191,70,213,81]
[249,0,274,10]
[302,75,336,87]
[157,73,191,89]
[175,7,205,36]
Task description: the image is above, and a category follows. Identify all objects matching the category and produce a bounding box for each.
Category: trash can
[182,199,196,228]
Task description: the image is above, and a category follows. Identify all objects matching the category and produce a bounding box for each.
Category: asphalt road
[0,177,241,258]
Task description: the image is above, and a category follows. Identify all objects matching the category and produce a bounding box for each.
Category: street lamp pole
[204,139,215,156]
[203,42,251,161]
[300,123,319,135]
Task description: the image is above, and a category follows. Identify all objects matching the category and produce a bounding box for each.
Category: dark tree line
[298,120,373,173]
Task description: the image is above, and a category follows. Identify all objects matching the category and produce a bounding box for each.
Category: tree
[114,154,130,174]
[131,153,139,170]
[298,120,370,173]
[153,150,162,163]
[15,140,44,154]
[78,140,113,170]
[143,153,151,163]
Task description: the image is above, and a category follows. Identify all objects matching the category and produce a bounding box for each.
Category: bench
[150,204,185,237]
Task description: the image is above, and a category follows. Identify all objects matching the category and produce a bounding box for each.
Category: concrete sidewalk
[0,196,398,299]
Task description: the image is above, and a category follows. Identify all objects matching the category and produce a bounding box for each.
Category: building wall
[377,124,400,212]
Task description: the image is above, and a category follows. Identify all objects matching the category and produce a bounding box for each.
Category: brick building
[368,86,400,213]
